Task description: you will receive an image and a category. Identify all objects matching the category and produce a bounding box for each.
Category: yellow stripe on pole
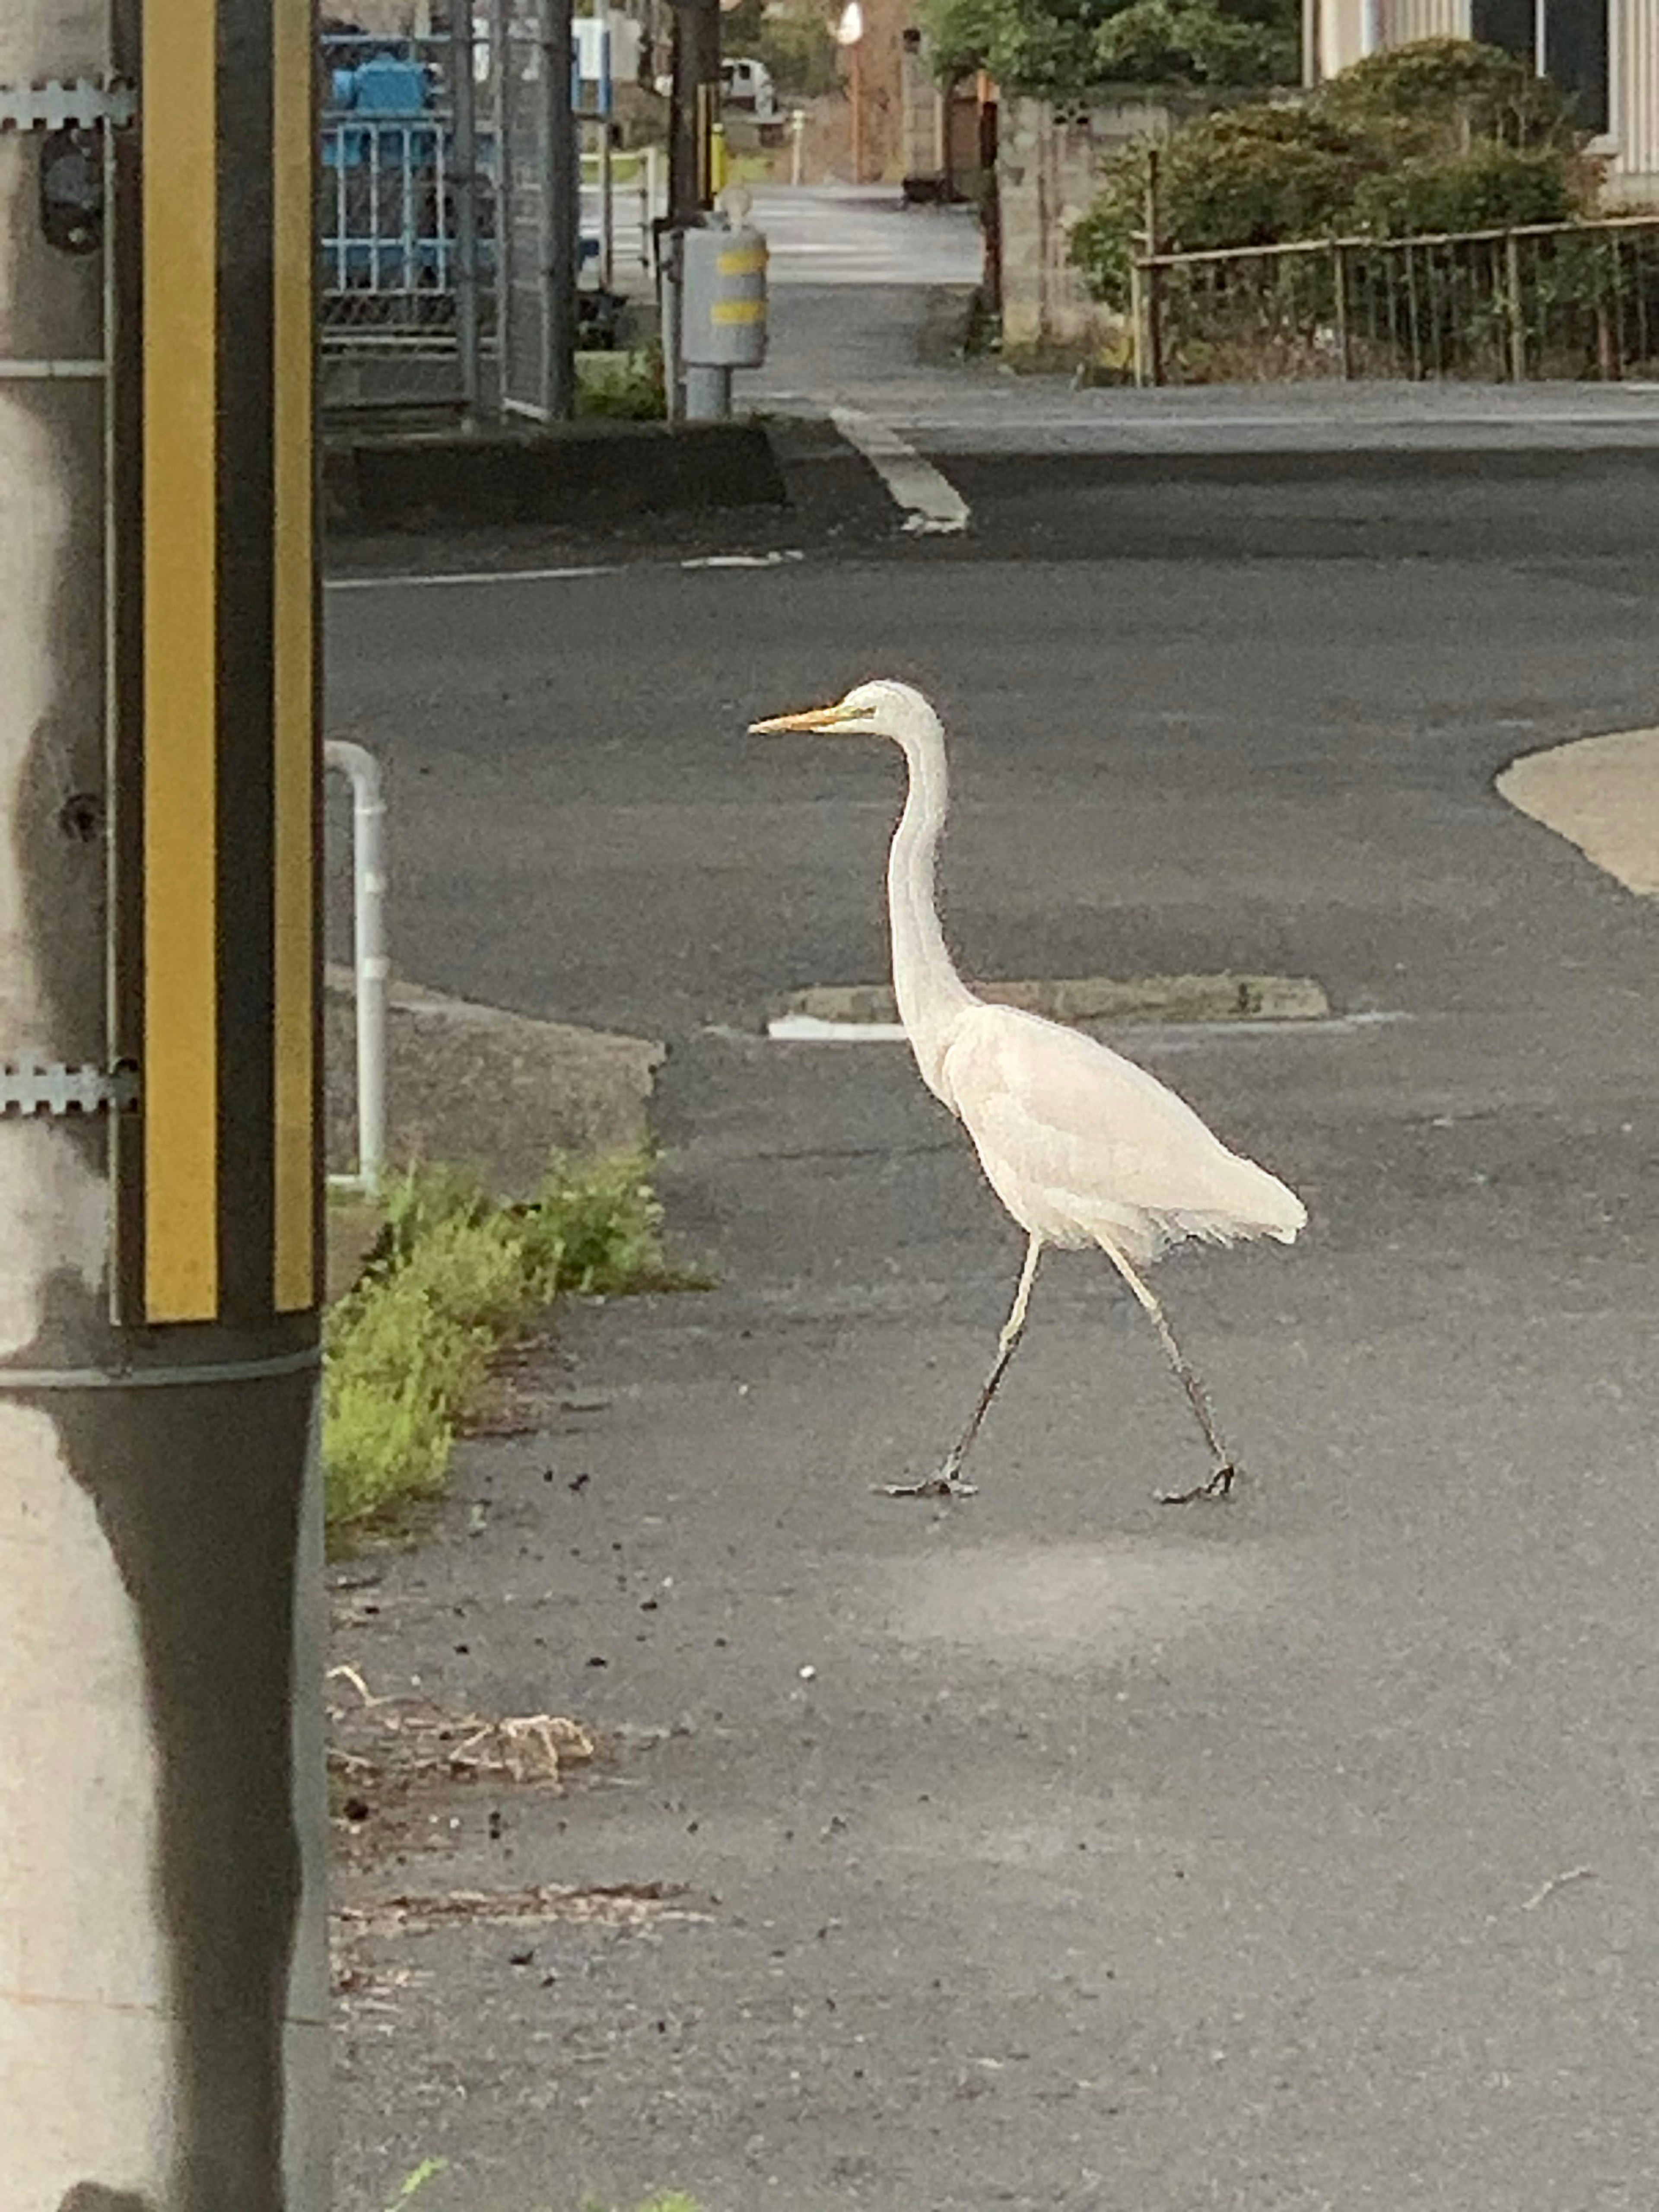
[142,0,219,1322]
[716,245,767,277]
[711,299,766,326]
[273,0,317,1313]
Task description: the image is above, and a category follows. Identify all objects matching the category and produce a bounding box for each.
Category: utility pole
[543,0,579,417]
[0,2,328,2207]
[668,0,720,221]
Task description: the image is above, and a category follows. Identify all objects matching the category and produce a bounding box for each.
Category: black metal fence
[1132,216,1659,385]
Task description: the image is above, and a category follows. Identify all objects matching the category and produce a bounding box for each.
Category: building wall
[1606,0,1659,201]
[998,95,1175,353]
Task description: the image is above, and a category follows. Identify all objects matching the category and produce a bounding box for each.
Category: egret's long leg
[883,1233,1044,1500]
[1096,1236,1238,1503]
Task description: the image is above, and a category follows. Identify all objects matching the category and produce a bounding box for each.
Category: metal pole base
[684,363,732,420]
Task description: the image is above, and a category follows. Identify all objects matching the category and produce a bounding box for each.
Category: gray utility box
[680,221,768,369]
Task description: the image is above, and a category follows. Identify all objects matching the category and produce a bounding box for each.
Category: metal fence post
[451,6,483,423]
[1143,147,1165,386]
[325,742,388,1197]
[1504,229,1527,382]
[1333,240,1353,379]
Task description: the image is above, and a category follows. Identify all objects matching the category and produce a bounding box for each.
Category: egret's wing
[940,1002,1304,1249]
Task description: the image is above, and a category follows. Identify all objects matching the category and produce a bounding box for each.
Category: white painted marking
[830,405,970,536]
[326,562,617,594]
[326,549,810,595]
[767,1014,907,1042]
[680,550,806,569]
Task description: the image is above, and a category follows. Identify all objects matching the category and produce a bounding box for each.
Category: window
[1470,0,1533,56]
[1545,0,1610,136]
[1470,0,1610,138]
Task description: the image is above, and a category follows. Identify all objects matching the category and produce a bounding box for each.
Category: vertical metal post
[325,743,388,1197]
[1333,239,1353,379]
[661,223,686,422]
[542,0,578,418]
[1,1,327,2206]
[1504,229,1527,382]
[451,3,482,423]
[598,20,615,290]
[1143,146,1164,388]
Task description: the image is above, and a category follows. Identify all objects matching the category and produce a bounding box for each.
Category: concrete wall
[998,95,1173,355]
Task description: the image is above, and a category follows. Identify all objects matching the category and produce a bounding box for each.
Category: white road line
[830,405,970,537]
[326,562,618,593]
[327,549,807,594]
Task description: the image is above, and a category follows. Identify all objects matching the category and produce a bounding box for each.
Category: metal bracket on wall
[0,1061,140,1118]
[0,78,136,133]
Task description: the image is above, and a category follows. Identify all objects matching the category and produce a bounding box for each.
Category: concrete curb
[324,419,788,534]
[780,972,1330,1027]
[324,966,664,1196]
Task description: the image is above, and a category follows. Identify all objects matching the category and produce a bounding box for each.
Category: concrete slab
[324,967,662,1196]
[781,972,1331,1028]
[1497,726,1659,898]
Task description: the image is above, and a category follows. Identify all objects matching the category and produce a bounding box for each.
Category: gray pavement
[328,477,1659,2210]
[750,185,1659,461]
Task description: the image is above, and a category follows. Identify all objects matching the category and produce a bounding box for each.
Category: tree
[721,0,841,99]
[916,0,1299,95]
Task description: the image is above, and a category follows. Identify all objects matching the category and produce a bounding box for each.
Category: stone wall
[997,94,1174,358]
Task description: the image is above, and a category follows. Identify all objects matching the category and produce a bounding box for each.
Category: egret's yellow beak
[749,700,863,735]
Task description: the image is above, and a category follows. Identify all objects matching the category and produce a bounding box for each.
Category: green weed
[324,1152,665,1542]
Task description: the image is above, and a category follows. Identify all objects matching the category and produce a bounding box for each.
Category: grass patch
[575,346,666,420]
[325,1153,666,1544]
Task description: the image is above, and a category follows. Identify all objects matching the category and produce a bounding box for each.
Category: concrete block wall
[998,95,1173,354]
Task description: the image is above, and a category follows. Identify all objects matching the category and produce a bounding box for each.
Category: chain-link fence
[1134,216,1659,386]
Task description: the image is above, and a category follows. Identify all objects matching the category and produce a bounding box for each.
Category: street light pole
[0,2,328,2206]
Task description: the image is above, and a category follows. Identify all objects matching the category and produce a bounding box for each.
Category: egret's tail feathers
[1224,1162,1306,1245]
[1125,1161,1306,1262]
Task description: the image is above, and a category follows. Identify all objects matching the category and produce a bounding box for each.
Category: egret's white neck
[887,718,976,1101]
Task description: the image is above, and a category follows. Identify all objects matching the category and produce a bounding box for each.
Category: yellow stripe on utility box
[717,245,768,276]
[712,299,766,326]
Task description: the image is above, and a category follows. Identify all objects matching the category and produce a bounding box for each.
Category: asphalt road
[327,391,1659,2206]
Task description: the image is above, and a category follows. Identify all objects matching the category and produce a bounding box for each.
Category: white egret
[751,679,1306,1503]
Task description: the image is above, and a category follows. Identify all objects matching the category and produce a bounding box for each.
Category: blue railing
[320,36,598,320]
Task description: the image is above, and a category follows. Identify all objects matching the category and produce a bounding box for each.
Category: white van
[721,55,780,124]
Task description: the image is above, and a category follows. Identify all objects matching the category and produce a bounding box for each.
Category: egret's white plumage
[751,678,1306,1500]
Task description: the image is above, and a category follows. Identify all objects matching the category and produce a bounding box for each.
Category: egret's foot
[1157,1462,1237,1506]
[878,1465,978,1500]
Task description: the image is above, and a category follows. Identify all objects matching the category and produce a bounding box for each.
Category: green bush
[1070,38,1600,307]
[1071,105,1382,306]
[1348,142,1579,238]
[1316,35,1582,153]
[324,1154,666,1541]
